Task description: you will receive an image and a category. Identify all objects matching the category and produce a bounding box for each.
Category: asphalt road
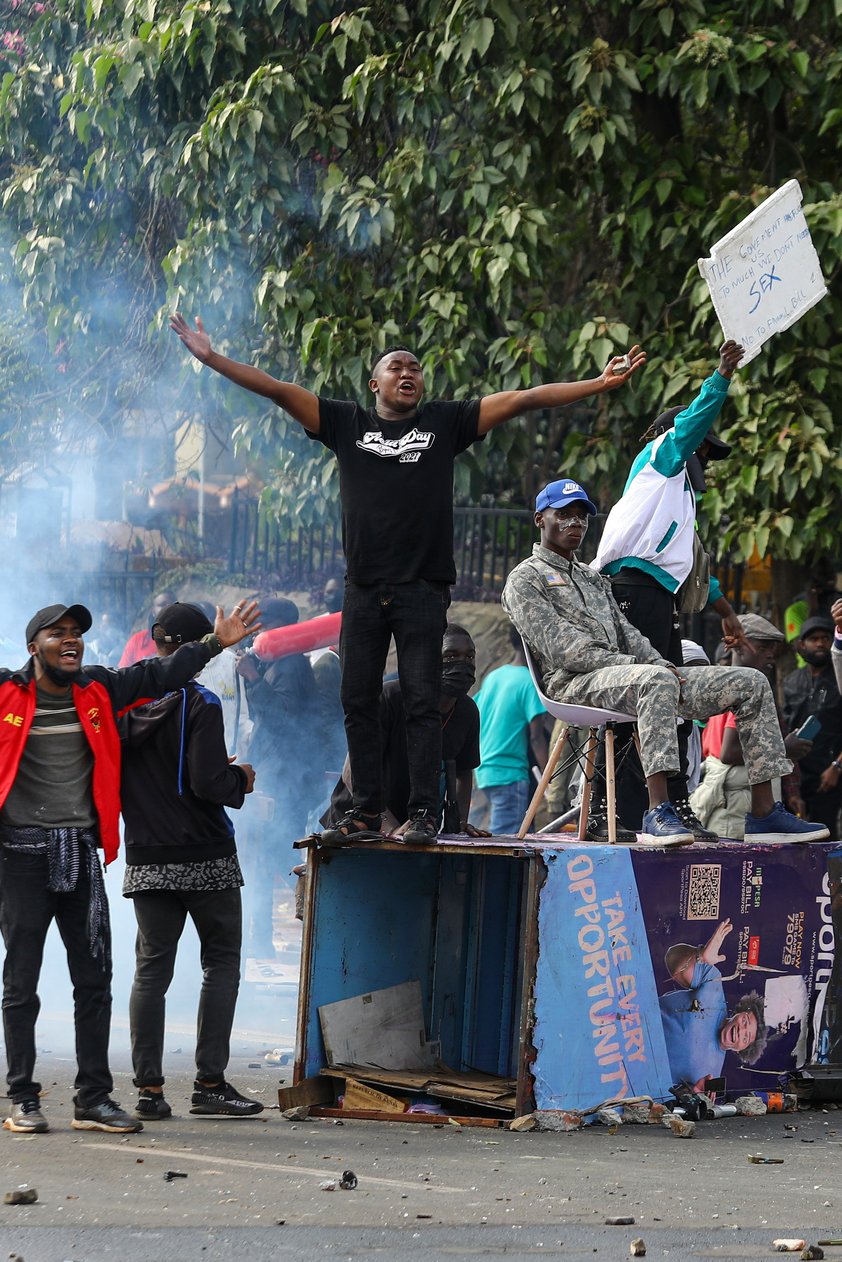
[0,1043,839,1261]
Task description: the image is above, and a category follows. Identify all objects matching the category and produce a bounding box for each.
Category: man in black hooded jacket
[120,602,263,1121]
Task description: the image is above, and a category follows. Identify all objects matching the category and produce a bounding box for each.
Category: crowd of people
[2,320,839,1135]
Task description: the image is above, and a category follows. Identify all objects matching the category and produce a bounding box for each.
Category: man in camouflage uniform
[501,477,830,845]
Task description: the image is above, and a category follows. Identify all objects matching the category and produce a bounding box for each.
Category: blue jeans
[484,781,531,835]
[339,579,449,817]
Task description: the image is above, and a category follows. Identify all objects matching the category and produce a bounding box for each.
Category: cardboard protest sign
[697,179,827,364]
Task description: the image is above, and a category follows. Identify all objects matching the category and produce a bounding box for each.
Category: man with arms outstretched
[171,315,644,844]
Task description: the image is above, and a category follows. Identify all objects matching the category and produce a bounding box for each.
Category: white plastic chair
[518,643,638,842]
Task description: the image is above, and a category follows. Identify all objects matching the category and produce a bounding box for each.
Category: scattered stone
[534,1110,583,1132]
[630,1240,646,1257]
[605,1216,635,1226]
[801,1248,824,1260]
[320,1179,336,1192]
[748,1155,784,1164]
[622,1103,651,1125]
[509,1114,536,1132]
[339,1170,358,1190]
[282,1106,310,1121]
[736,1096,767,1116]
[772,1241,806,1253]
[597,1107,624,1128]
[163,1171,187,1182]
[3,1189,37,1205]
[665,1115,695,1138]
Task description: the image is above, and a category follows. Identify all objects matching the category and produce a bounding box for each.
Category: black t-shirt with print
[308,398,483,585]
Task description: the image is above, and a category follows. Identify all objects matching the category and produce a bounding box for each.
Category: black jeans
[603,572,687,829]
[129,888,242,1088]
[340,578,449,817]
[0,848,113,1107]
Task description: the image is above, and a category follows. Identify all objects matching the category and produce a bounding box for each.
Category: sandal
[320,811,383,849]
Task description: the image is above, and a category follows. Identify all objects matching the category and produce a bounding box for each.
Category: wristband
[200,632,222,657]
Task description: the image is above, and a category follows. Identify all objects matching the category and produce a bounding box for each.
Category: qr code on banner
[687,863,722,920]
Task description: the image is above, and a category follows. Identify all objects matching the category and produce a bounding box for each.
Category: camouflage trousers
[553,664,792,785]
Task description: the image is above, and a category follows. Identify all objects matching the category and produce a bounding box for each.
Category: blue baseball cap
[535,478,597,515]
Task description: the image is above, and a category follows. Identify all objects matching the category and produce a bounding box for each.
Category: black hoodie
[120,681,248,866]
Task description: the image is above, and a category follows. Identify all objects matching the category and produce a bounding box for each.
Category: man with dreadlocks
[592,341,746,840]
[171,314,645,844]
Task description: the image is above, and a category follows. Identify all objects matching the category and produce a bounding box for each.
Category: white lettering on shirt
[356,428,436,459]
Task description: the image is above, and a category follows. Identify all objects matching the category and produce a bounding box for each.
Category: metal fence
[227,494,606,595]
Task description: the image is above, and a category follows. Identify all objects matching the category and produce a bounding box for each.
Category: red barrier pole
[252,612,342,661]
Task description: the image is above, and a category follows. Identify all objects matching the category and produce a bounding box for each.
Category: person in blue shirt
[592,341,746,837]
[659,918,768,1091]
[474,627,549,835]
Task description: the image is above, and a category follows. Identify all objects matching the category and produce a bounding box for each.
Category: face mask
[324,591,343,614]
[441,661,475,697]
[801,646,830,668]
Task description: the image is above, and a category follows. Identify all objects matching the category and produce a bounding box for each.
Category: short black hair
[444,622,474,646]
[733,991,769,1065]
[370,345,417,376]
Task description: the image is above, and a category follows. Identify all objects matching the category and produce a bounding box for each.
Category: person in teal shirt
[474,628,548,835]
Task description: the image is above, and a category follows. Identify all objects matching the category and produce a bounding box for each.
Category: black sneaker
[582,810,637,843]
[672,797,718,841]
[402,811,439,845]
[320,811,383,848]
[135,1093,172,1121]
[3,1098,48,1134]
[72,1098,143,1133]
[190,1080,264,1117]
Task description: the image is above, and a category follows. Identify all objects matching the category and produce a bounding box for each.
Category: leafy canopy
[1,0,841,564]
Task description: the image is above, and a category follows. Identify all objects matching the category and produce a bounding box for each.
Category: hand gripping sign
[697,179,827,365]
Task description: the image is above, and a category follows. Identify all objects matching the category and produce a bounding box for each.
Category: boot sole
[745,829,829,843]
[638,832,694,847]
[71,1119,142,1133]
[319,829,383,849]
[3,1117,48,1133]
[189,1105,264,1116]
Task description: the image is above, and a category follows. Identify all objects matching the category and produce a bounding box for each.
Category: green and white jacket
[593,370,732,594]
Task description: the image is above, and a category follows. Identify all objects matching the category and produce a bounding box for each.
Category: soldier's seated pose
[501,478,829,847]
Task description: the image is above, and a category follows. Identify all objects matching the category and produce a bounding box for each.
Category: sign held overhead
[697,179,827,364]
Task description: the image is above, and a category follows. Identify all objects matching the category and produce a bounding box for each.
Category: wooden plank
[277,1076,335,1110]
[310,1107,505,1127]
[318,980,438,1071]
[343,1077,407,1113]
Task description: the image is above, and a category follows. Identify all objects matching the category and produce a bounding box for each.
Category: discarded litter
[4,1187,37,1205]
[747,1155,784,1164]
[800,1247,824,1260]
[339,1170,358,1190]
[163,1171,188,1182]
[320,1180,337,1191]
[265,1048,294,1066]
[605,1216,635,1225]
[630,1240,646,1257]
[772,1242,806,1254]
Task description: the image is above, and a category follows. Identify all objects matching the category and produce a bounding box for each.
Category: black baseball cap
[800,615,835,640]
[152,602,213,645]
[26,603,92,645]
[652,405,732,459]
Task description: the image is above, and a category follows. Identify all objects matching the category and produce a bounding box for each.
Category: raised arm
[170,313,321,434]
[476,346,646,435]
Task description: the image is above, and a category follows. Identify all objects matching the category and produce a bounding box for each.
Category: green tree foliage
[0,0,840,564]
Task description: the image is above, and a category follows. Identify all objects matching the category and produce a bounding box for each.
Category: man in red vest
[0,598,260,1135]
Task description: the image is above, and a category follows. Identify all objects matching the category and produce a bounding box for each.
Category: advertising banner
[532,842,836,1111]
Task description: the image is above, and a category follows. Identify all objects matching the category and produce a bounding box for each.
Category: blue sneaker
[744,801,830,843]
[639,803,694,847]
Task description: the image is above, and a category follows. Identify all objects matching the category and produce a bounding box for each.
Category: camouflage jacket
[501,544,671,696]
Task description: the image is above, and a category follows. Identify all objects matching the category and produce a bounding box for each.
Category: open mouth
[398,381,417,395]
[60,650,79,662]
